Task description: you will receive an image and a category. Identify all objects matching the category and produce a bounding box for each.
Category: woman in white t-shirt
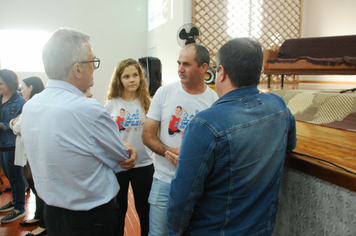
[105,58,154,236]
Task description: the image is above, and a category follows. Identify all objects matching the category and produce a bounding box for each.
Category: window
[0,30,51,72]
[226,0,263,38]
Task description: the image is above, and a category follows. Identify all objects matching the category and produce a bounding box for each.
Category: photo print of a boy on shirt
[168,105,199,137]
[115,107,145,132]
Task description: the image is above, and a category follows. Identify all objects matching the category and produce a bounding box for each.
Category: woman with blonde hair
[105,58,153,236]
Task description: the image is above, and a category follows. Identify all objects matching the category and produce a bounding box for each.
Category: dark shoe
[4,187,11,192]
[0,201,15,212]
[25,229,47,236]
[20,219,40,227]
[1,210,26,223]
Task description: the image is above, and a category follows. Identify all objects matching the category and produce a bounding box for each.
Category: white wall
[300,0,356,82]
[0,0,148,103]
[3,0,352,98]
[147,0,192,86]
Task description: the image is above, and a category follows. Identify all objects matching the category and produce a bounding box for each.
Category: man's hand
[119,141,138,169]
[143,118,181,164]
[12,115,21,126]
[165,147,180,167]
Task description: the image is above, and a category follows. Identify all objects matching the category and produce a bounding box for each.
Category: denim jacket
[0,93,26,148]
[167,86,297,236]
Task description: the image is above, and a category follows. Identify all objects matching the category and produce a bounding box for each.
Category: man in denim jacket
[167,37,297,236]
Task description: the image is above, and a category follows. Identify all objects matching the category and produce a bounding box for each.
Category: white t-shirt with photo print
[105,97,153,168]
[147,81,218,183]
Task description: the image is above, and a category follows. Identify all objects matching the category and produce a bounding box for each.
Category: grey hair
[42,28,90,81]
[217,37,263,87]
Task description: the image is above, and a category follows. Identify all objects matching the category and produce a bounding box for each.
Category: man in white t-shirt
[142,43,218,236]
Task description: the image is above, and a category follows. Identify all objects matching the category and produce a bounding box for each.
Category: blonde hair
[107,58,151,114]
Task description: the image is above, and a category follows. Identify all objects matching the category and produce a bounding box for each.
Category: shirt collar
[9,92,18,102]
[46,80,85,97]
[0,92,19,105]
[214,85,260,106]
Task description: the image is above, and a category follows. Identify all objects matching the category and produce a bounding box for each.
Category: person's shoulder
[65,95,106,118]
[205,86,218,97]
[259,92,290,112]
[151,82,180,99]
[23,90,46,107]
[185,106,217,134]
[197,103,214,116]
[160,81,180,91]
[263,92,287,104]
[14,92,26,104]
[87,98,110,120]
[268,92,284,100]
[81,96,104,109]
[104,97,121,106]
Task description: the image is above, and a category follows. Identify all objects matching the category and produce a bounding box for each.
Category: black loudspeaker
[204,68,215,84]
[138,57,162,96]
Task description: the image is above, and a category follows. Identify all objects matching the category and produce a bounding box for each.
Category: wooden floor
[0,177,38,236]
[0,82,355,236]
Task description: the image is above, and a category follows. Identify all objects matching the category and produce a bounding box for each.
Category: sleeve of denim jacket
[167,118,216,235]
[0,122,10,131]
[1,99,25,131]
[286,109,297,152]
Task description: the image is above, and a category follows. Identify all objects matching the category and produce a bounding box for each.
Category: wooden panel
[286,121,356,191]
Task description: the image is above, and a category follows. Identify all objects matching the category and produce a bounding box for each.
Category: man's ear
[217,65,227,82]
[72,63,82,79]
[28,85,33,92]
[201,63,209,74]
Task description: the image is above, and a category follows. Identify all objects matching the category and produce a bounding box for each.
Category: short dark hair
[217,37,263,87]
[22,76,45,99]
[0,69,19,93]
[186,44,210,67]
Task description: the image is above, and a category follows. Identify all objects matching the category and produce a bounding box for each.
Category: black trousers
[44,198,123,236]
[27,177,46,228]
[116,164,154,236]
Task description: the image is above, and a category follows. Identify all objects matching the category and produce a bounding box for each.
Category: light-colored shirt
[21,80,129,211]
[9,115,27,166]
[105,97,153,168]
[147,82,218,183]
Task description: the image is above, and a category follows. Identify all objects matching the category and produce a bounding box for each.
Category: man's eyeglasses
[79,58,100,69]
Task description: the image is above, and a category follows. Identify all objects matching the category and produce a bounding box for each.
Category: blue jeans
[148,178,170,236]
[0,150,25,212]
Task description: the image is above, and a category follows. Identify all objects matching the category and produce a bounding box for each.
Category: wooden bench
[263,35,356,87]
